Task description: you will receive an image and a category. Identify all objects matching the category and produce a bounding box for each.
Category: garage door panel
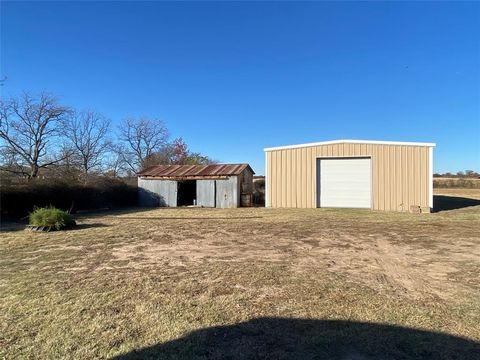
[318,158,371,208]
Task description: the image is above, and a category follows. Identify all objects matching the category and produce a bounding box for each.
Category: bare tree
[0,146,26,176]
[103,143,127,178]
[0,92,71,179]
[65,110,111,179]
[118,117,169,172]
[45,144,83,180]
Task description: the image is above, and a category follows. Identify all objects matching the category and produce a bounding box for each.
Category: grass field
[1,189,479,359]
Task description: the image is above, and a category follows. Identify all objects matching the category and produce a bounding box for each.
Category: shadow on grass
[71,223,109,230]
[111,317,479,360]
[0,221,27,232]
[114,216,264,220]
[74,206,153,218]
[433,195,480,212]
[0,222,109,232]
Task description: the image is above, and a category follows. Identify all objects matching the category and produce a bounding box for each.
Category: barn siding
[216,176,239,208]
[197,180,216,207]
[138,178,177,207]
[138,166,254,209]
[266,143,432,211]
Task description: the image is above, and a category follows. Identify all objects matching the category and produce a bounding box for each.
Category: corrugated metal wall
[138,175,248,208]
[266,143,431,211]
[216,177,239,208]
[197,180,216,207]
[238,170,254,193]
[138,178,177,207]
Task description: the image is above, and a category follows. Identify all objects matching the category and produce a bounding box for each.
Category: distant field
[1,188,479,359]
[434,177,480,189]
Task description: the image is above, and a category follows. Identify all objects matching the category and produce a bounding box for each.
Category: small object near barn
[264,140,436,212]
[137,164,254,208]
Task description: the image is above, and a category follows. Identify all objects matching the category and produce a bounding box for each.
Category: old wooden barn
[137,164,254,208]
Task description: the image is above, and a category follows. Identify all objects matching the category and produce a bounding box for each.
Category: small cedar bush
[29,207,73,230]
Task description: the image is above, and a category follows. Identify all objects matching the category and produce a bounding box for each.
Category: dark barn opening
[177,180,196,206]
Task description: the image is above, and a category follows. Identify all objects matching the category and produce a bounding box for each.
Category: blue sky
[2,1,479,174]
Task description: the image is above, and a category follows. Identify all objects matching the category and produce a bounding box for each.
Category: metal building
[264,140,436,212]
[137,164,254,208]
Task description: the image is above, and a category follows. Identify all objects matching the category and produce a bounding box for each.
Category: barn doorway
[177,180,196,206]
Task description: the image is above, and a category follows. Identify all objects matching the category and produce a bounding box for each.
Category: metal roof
[137,163,254,178]
[264,139,436,152]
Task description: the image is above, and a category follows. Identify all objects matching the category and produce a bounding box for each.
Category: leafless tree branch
[118,117,169,172]
[64,110,111,180]
[0,92,71,179]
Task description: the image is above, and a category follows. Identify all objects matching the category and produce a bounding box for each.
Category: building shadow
[115,216,264,221]
[70,223,109,230]
[138,188,167,207]
[111,317,479,360]
[433,195,480,212]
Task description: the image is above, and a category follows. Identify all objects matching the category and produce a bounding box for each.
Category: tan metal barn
[264,140,436,212]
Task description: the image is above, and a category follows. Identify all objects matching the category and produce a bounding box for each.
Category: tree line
[0,92,215,182]
[434,170,479,178]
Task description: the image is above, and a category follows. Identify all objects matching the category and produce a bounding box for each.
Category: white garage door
[318,158,372,208]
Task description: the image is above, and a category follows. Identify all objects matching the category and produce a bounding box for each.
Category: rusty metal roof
[137,163,254,178]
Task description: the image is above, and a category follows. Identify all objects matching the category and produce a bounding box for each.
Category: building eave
[264,139,436,152]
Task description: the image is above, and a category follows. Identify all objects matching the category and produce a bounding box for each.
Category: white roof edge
[264,139,436,152]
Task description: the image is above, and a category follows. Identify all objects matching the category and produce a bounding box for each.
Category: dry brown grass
[1,188,479,359]
[434,187,480,199]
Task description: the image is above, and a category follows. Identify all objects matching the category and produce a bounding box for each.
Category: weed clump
[29,207,74,230]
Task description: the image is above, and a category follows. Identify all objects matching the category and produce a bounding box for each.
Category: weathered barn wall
[238,169,254,194]
[197,180,216,207]
[237,169,254,207]
[138,167,254,208]
[266,143,432,211]
[138,178,177,207]
[216,177,239,208]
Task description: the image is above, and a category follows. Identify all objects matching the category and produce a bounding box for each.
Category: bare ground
[1,189,479,359]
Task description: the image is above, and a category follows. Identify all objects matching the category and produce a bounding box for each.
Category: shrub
[29,207,73,230]
[0,177,138,218]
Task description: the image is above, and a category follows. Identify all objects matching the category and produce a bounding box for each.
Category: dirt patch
[80,202,480,302]
[1,188,479,359]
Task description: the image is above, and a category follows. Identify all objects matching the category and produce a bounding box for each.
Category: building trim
[264,139,436,152]
[139,175,230,180]
[429,147,434,208]
[265,151,269,207]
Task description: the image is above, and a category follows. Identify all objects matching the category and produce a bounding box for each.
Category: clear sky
[2,1,479,174]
